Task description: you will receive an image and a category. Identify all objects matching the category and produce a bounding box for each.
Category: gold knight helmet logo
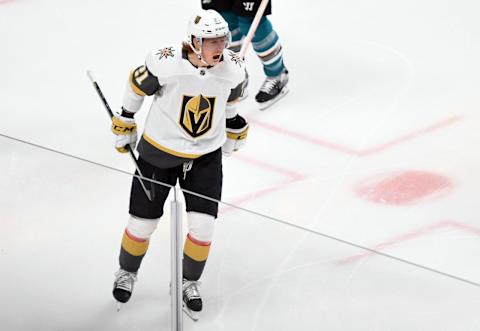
[180,94,216,138]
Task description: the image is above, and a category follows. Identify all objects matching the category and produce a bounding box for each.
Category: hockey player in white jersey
[111,9,248,320]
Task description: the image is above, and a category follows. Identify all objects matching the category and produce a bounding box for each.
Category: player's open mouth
[213,55,220,60]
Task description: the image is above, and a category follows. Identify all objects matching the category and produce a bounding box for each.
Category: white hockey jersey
[122,44,246,159]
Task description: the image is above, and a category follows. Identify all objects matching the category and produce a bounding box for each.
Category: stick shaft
[238,0,270,59]
[87,70,153,201]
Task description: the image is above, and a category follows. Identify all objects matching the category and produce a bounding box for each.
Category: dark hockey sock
[183,234,211,281]
[119,229,149,272]
[238,16,286,77]
[219,10,243,52]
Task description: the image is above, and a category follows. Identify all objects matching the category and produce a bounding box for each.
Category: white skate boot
[182,278,202,321]
[113,268,137,310]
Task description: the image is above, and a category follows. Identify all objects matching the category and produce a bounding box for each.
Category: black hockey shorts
[129,148,223,219]
[201,0,272,17]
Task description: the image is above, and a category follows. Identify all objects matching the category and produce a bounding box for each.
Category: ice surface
[1,0,480,330]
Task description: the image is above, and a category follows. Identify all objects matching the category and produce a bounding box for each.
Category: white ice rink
[2,0,480,330]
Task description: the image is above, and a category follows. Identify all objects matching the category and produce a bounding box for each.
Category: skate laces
[259,77,278,94]
[115,269,137,290]
[183,280,201,300]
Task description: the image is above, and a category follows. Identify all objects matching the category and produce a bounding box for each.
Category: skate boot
[113,269,137,305]
[255,69,289,110]
[182,278,202,321]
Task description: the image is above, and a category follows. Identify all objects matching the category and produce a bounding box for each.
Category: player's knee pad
[126,215,159,240]
[187,212,215,243]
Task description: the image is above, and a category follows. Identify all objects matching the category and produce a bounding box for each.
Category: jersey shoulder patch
[222,50,246,85]
[155,46,176,60]
[145,45,180,82]
[224,50,245,68]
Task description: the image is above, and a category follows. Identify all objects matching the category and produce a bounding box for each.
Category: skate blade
[182,304,200,321]
[258,87,289,110]
[116,302,123,312]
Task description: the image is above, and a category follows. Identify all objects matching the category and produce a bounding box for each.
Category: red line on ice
[233,154,304,180]
[220,178,299,214]
[335,220,480,265]
[359,115,463,156]
[250,115,462,156]
[443,221,480,236]
[220,154,305,213]
[249,119,358,155]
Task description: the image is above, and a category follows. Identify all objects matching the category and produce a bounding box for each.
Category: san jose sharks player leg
[202,0,289,109]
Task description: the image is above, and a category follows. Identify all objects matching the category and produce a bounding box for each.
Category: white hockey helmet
[187,9,231,51]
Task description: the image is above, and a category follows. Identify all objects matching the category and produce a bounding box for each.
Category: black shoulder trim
[130,65,161,96]
[228,81,244,102]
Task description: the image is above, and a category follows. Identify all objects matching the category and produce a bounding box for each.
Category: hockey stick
[238,0,270,59]
[86,70,153,202]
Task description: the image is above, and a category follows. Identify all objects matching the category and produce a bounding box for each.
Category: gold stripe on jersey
[143,133,202,159]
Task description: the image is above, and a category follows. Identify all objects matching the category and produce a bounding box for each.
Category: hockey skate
[113,268,137,311]
[255,69,289,110]
[182,279,202,321]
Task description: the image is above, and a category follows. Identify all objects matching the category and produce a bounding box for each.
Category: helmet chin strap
[196,52,210,67]
[189,38,210,66]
